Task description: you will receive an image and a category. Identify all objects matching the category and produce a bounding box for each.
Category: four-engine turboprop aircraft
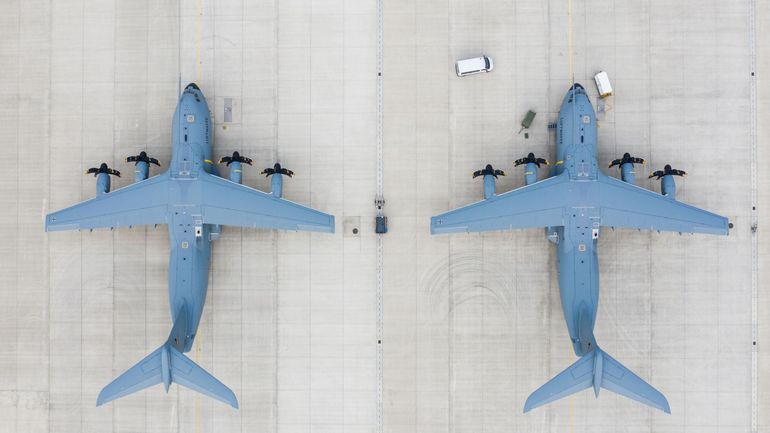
[430,83,730,413]
[45,83,335,408]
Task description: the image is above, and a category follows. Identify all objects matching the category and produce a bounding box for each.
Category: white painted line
[749,0,758,431]
[376,0,384,432]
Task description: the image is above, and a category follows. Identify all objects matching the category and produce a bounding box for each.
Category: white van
[594,71,613,97]
[456,55,494,77]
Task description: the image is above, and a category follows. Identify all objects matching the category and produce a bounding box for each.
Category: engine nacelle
[96,172,111,196]
[609,153,644,185]
[126,151,161,182]
[86,163,120,196]
[661,175,676,198]
[219,151,253,184]
[271,173,283,198]
[262,163,294,198]
[524,162,538,186]
[514,153,548,186]
[472,164,505,200]
[649,164,686,199]
[134,161,149,182]
[483,174,495,199]
[229,160,244,184]
[620,163,636,184]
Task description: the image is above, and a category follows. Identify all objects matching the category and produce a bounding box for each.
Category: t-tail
[523,347,670,413]
[96,305,238,408]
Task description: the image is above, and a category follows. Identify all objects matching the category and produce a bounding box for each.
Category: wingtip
[522,397,536,413]
[95,390,108,407]
[429,219,443,235]
[659,396,671,414]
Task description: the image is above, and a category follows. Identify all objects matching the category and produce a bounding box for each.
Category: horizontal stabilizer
[600,350,670,413]
[524,347,670,414]
[523,350,594,411]
[167,345,238,408]
[97,346,164,406]
[97,343,238,408]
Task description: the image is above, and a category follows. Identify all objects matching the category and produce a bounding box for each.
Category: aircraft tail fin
[523,347,670,414]
[97,343,238,409]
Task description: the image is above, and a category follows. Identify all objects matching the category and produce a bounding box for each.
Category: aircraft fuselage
[165,84,219,352]
[551,84,601,356]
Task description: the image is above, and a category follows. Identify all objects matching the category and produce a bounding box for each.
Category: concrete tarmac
[0,0,767,432]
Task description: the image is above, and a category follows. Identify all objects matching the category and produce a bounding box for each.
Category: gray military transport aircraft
[46,83,335,408]
[431,83,730,413]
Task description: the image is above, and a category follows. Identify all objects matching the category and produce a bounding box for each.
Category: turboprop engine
[86,163,120,196]
[261,163,294,198]
[514,152,548,185]
[219,151,253,184]
[649,164,686,199]
[126,151,161,182]
[473,164,505,199]
[609,152,645,184]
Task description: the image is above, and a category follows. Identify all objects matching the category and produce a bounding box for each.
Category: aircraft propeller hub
[261,163,294,178]
[219,151,253,167]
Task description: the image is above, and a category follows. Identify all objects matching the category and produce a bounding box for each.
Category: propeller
[219,151,253,166]
[126,151,161,166]
[649,164,686,180]
[86,163,120,178]
[472,164,505,179]
[514,152,548,168]
[261,163,294,177]
[609,152,644,169]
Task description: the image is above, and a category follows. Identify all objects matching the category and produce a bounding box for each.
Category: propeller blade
[86,164,120,177]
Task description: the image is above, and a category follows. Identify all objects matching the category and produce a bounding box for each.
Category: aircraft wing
[597,173,729,235]
[199,173,335,233]
[431,173,570,234]
[46,173,170,231]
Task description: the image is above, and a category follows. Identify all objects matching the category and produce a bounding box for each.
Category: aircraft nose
[185,83,200,91]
